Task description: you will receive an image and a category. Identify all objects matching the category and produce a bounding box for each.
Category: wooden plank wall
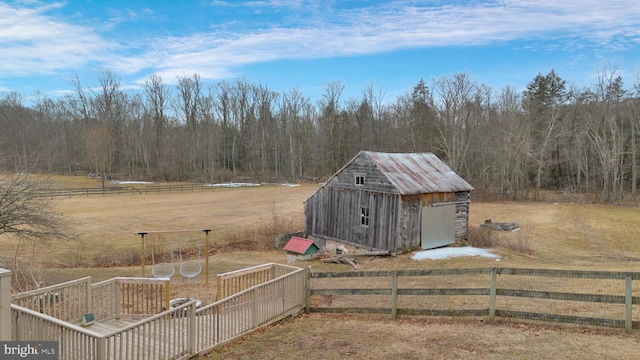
[325,155,398,193]
[305,186,400,253]
[453,191,471,240]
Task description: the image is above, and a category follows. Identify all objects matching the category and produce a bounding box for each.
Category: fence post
[391,271,398,320]
[489,267,497,322]
[115,281,121,319]
[96,337,105,360]
[252,288,258,328]
[216,275,222,302]
[0,268,12,340]
[189,301,196,355]
[625,274,632,334]
[86,278,92,315]
[305,267,311,314]
[165,280,171,313]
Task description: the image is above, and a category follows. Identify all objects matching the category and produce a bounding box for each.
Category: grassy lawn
[2,175,640,358]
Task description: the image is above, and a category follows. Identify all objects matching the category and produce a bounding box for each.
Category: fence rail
[307,267,640,333]
[38,183,266,198]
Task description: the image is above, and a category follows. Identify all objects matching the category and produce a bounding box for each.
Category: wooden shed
[304,151,474,255]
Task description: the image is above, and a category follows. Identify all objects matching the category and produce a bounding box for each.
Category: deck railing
[196,265,306,355]
[10,264,306,359]
[11,305,103,360]
[11,300,197,360]
[91,277,170,321]
[11,276,169,324]
[12,277,92,323]
[100,300,198,360]
[216,262,300,300]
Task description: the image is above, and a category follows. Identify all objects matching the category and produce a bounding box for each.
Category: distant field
[3,175,640,358]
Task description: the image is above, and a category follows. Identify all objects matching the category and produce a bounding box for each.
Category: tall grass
[466,225,535,255]
[84,218,304,268]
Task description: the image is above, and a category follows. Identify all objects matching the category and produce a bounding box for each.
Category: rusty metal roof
[362,151,474,195]
[283,237,318,254]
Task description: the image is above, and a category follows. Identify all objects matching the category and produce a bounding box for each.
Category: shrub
[466,225,535,256]
[466,226,496,248]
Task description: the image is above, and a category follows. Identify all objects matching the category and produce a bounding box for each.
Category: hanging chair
[151,242,175,279]
[179,245,202,279]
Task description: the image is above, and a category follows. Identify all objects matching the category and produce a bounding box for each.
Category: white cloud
[2,0,639,85]
[0,2,115,76]
[146,0,640,76]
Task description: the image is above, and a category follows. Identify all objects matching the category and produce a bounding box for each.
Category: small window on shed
[355,174,365,186]
[360,207,370,227]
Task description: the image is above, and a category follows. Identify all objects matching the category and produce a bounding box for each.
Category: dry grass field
[3,174,640,359]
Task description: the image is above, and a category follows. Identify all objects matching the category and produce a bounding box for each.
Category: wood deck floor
[81,317,141,335]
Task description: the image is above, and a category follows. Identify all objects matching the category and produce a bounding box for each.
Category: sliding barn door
[421,204,456,249]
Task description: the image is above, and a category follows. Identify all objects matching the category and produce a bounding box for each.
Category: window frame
[360,206,370,227]
[354,174,366,187]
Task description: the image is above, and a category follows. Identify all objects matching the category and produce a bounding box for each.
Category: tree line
[1,66,639,203]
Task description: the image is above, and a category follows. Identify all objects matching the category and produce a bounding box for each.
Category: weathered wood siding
[453,191,471,240]
[326,155,400,194]
[397,195,421,253]
[305,186,400,253]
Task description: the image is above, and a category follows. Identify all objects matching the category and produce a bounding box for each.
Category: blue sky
[2,0,639,103]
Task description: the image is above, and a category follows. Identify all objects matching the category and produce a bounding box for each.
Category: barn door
[421,204,456,249]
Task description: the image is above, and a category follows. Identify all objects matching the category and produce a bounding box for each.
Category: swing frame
[137,229,212,284]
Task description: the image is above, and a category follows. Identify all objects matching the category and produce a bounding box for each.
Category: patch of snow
[204,182,262,188]
[111,180,153,184]
[281,183,301,187]
[412,247,499,261]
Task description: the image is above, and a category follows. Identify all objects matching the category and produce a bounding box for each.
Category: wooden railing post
[391,271,398,320]
[115,280,121,319]
[189,301,197,355]
[252,288,259,328]
[0,268,11,340]
[165,280,171,313]
[96,337,106,360]
[216,275,222,301]
[489,267,497,322]
[86,278,92,315]
[625,274,632,334]
[305,267,311,314]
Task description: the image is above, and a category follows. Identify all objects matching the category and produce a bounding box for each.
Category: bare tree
[586,66,627,202]
[523,69,568,200]
[143,74,171,177]
[0,174,73,290]
[174,73,203,178]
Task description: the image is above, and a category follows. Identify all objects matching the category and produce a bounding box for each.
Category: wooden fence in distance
[307,267,640,333]
[39,183,266,198]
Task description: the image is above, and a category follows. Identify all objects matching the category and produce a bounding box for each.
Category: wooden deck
[80,317,141,335]
[11,264,306,360]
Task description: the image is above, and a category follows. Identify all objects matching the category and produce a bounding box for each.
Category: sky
[1,0,640,103]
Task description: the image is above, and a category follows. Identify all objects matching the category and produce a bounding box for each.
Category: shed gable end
[326,154,399,193]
